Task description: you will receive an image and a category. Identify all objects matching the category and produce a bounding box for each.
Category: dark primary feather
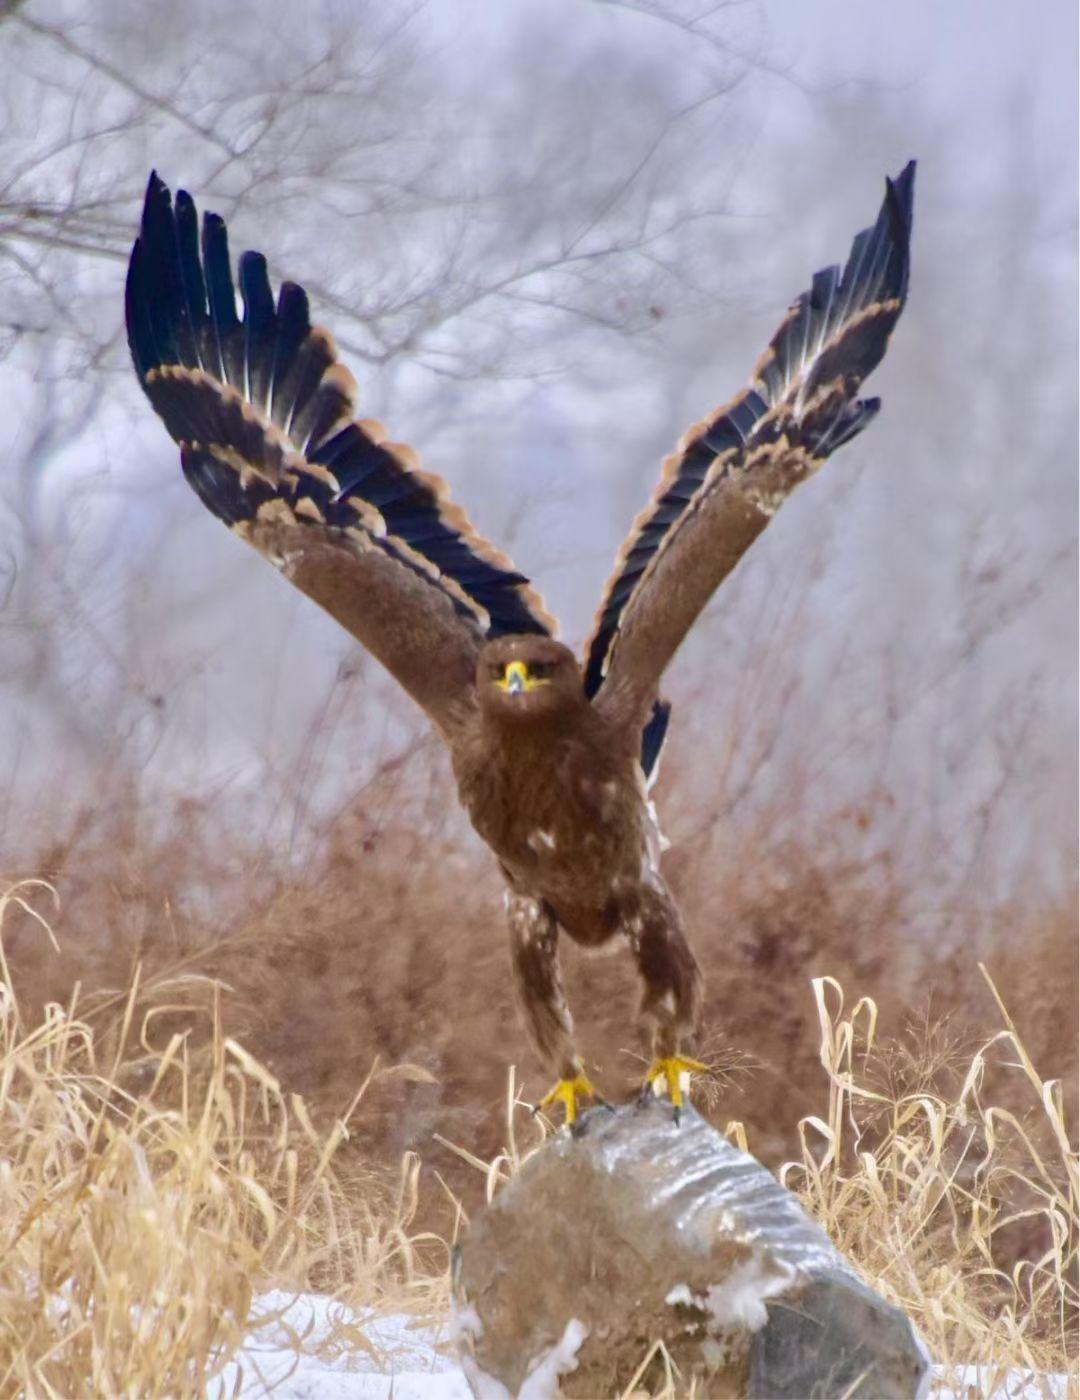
[201,211,244,386]
[639,698,671,783]
[584,161,915,704]
[125,172,553,642]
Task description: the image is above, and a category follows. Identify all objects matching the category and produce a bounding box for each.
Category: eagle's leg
[625,884,705,1121]
[505,890,598,1127]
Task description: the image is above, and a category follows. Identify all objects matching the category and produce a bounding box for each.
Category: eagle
[125,162,914,1125]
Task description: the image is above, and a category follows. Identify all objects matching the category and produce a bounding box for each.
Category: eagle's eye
[489,662,506,681]
[530,661,554,680]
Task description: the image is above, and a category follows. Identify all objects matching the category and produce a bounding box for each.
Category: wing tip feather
[129,170,557,645]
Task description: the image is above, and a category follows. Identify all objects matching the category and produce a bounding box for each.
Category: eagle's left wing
[585,162,915,733]
[126,174,554,740]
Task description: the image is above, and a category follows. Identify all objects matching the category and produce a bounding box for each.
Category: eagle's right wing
[126,174,554,740]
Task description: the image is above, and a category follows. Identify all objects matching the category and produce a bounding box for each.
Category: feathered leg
[505,890,597,1125]
[623,882,705,1117]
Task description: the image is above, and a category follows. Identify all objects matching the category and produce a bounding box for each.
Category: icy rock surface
[452,1099,930,1398]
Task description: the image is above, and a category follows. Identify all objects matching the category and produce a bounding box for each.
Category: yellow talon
[645,1055,709,1112]
[536,1072,600,1127]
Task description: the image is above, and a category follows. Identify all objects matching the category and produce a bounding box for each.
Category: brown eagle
[126,162,914,1124]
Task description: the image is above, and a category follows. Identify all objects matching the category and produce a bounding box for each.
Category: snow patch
[704,1256,798,1333]
[664,1260,799,1351]
[206,1288,1075,1400]
[449,1302,483,1343]
[930,1365,1075,1399]
[518,1318,589,1400]
[664,1282,703,1309]
[458,1360,512,1400]
[209,1289,470,1399]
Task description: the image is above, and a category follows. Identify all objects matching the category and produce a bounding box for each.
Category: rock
[452,1099,930,1399]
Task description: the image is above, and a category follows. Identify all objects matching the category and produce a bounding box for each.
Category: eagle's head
[477,635,584,721]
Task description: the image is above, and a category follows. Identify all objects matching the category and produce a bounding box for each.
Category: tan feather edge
[150,357,557,637]
[377,438,558,637]
[301,325,556,637]
[302,323,558,636]
[584,295,901,682]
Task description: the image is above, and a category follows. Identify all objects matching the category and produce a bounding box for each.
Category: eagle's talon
[536,1072,600,1128]
[644,1054,708,1118]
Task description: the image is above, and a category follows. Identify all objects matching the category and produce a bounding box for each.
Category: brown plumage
[126,162,915,1120]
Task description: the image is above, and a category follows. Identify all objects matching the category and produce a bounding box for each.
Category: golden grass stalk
[0,880,446,1397]
[780,971,1078,1387]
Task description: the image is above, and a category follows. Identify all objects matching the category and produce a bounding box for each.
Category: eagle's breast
[453,713,647,925]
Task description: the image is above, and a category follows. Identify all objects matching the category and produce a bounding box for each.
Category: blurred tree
[0,0,1074,924]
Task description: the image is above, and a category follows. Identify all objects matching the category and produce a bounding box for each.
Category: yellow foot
[534,1072,602,1128]
[643,1055,709,1122]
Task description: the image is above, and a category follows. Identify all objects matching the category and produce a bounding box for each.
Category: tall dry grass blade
[0,885,446,1394]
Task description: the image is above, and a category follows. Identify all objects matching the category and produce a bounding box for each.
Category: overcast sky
[445,0,1077,220]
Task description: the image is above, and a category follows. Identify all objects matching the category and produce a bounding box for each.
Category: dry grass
[0,880,447,1397]
[12,768,1075,1224]
[781,971,1077,1388]
[439,976,1078,1397]
[1,776,1076,1396]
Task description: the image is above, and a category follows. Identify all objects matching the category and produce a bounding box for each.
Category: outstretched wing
[585,161,915,730]
[126,173,554,739]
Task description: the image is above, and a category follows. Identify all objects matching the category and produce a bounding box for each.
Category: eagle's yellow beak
[498,660,530,695]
